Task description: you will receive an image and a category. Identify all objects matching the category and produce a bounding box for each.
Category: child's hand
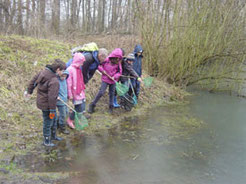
[24,91,31,100]
[137,77,143,82]
[49,113,55,119]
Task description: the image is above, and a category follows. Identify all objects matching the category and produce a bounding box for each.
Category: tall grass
[136,0,246,90]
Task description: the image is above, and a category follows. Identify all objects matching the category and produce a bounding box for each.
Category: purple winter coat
[98,48,123,84]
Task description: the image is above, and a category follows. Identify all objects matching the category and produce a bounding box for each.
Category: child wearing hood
[130,44,143,100]
[88,48,123,114]
[56,70,70,135]
[66,53,86,129]
[26,59,66,147]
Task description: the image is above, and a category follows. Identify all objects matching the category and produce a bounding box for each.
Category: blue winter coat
[57,70,69,106]
[133,44,143,77]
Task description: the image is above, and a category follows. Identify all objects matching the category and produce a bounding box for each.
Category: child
[88,48,123,114]
[130,44,143,99]
[26,59,66,147]
[66,53,86,129]
[56,70,70,135]
[119,53,142,111]
[120,53,142,87]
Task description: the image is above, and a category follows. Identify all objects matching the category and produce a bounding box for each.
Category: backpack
[67,42,99,68]
[71,42,99,55]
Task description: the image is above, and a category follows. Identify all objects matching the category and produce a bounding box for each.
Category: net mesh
[116,82,129,96]
[74,112,88,130]
[143,77,153,88]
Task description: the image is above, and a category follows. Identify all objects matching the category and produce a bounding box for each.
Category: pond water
[22,90,246,184]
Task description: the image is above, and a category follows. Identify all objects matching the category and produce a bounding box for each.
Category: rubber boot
[108,105,113,114]
[113,96,120,108]
[51,129,63,141]
[67,117,75,129]
[88,103,96,114]
[60,125,70,135]
[43,136,55,147]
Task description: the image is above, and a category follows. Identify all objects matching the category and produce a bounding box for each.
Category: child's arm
[27,71,41,94]
[126,63,139,79]
[112,62,122,81]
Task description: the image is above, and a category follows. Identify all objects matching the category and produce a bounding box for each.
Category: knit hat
[126,53,135,61]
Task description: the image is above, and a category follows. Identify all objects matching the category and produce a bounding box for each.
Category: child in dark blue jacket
[130,44,143,100]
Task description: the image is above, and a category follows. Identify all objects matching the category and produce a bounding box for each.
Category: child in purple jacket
[88,48,123,114]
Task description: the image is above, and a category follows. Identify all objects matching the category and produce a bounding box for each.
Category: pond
[21,90,246,184]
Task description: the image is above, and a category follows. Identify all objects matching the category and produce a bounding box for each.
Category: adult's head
[98,48,108,63]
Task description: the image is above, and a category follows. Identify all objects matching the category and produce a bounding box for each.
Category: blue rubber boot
[113,96,120,108]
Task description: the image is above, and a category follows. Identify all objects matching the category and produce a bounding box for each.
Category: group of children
[26,44,143,147]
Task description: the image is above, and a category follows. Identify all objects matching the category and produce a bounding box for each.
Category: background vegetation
[0,0,245,90]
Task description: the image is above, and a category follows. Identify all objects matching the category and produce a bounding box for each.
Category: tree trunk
[39,0,46,36]
[17,0,24,35]
[25,0,30,34]
[86,0,91,32]
[101,0,106,32]
[70,0,76,27]
[92,0,96,32]
[3,0,10,30]
[51,0,60,35]
[111,0,117,30]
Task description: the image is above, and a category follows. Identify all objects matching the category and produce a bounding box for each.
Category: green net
[133,95,138,105]
[143,77,153,88]
[74,112,88,130]
[116,82,129,96]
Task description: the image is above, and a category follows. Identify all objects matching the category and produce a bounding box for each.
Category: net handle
[96,70,117,83]
[58,97,76,113]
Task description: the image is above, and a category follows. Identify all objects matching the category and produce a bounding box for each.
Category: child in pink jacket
[88,48,123,114]
[66,53,86,129]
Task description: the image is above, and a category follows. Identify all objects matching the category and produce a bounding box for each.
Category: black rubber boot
[43,136,55,147]
[51,130,63,141]
[88,103,96,114]
[108,105,113,114]
[60,125,70,135]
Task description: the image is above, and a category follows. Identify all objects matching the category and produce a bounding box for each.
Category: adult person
[67,46,108,84]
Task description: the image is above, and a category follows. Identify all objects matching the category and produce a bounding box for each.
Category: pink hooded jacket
[67,53,86,101]
[98,48,123,84]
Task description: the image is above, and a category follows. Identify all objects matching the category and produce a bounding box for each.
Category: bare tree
[51,0,60,35]
[17,0,23,35]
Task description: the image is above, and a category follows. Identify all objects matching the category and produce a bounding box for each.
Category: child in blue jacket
[56,70,70,135]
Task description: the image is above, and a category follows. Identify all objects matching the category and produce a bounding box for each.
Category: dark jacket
[27,66,59,111]
[120,58,139,82]
[82,51,100,84]
[133,44,143,77]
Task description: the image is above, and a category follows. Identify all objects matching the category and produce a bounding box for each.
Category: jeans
[69,100,86,120]
[56,105,67,127]
[42,110,56,137]
[91,81,116,107]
